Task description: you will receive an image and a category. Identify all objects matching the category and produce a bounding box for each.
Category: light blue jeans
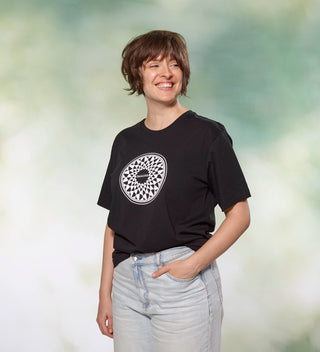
[111,245,224,352]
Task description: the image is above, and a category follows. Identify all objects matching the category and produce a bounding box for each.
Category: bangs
[141,36,183,66]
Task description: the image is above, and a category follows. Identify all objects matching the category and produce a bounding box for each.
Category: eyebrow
[147,57,177,63]
[142,55,177,67]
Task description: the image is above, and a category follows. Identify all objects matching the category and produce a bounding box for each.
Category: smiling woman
[96,30,251,352]
[141,55,184,109]
[121,30,190,96]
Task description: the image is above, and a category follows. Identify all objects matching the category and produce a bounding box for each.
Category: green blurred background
[1,0,319,351]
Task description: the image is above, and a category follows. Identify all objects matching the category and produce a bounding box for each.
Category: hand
[96,297,113,338]
[152,258,199,280]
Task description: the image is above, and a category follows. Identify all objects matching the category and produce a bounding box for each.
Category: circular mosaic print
[119,152,167,205]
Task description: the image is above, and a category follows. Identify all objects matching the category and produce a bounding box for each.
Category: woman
[96,30,251,352]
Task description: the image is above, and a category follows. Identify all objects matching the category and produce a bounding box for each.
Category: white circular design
[119,152,167,205]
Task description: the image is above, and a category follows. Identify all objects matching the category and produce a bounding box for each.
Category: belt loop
[156,252,161,266]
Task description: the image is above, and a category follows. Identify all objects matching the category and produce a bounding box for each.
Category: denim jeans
[111,245,224,352]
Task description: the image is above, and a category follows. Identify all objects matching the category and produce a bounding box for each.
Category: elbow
[244,211,251,231]
[242,203,251,233]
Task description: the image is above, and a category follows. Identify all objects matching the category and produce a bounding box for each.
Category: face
[140,54,183,106]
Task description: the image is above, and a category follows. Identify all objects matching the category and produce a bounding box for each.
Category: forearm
[187,200,250,273]
[98,221,115,300]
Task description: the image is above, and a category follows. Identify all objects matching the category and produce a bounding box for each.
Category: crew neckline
[140,110,192,133]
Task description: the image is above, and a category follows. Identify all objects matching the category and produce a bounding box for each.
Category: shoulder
[112,119,142,145]
[188,110,230,142]
[190,111,226,131]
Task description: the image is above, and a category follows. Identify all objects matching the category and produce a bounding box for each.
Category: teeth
[157,83,173,88]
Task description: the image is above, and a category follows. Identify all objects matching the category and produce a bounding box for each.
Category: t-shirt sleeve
[97,137,118,210]
[207,129,251,212]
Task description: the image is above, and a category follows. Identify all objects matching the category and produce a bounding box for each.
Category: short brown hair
[121,30,190,96]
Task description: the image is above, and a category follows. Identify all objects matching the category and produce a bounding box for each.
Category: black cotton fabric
[97,110,251,268]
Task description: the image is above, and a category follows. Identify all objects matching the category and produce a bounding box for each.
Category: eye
[147,62,159,68]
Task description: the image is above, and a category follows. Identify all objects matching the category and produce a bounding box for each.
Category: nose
[160,63,173,77]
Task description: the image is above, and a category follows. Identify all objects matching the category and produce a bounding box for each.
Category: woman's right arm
[96,221,115,338]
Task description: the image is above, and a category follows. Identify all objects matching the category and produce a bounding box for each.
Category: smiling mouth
[156,82,174,88]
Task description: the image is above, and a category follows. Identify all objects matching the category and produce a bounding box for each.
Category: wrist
[99,289,112,301]
[186,253,203,274]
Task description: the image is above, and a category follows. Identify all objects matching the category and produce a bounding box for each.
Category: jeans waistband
[130,246,195,265]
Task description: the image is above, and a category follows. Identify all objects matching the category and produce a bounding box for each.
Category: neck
[144,100,189,130]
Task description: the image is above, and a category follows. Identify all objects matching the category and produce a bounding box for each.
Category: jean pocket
[164,271,199,282]
[113,256,131,280]
[161,247,198,282]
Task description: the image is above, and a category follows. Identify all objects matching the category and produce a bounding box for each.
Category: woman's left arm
[188,199,251,273]
[152,199,250,278]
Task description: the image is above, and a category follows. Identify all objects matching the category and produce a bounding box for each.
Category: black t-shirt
[97,110,251,268]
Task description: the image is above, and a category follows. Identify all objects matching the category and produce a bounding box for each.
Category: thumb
[108,315,113,333]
